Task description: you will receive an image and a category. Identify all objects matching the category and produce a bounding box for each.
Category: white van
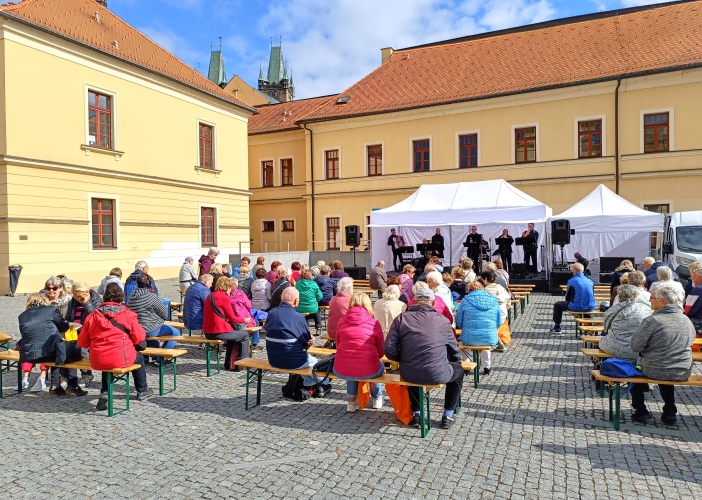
[663,211,702,280]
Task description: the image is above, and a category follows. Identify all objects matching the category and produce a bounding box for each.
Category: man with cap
[387,228,402,272]
[383,287,464,430]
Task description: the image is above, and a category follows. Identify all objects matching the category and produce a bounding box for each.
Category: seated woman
[409,281,453,325]
[449,267,468,301]
[235,265,253,300]
[333,293,385,412]
[373,284,407,336]
[427,271,455,315]
[314,265,337,307]
[229,277,260,349]
[599,285,653,361]
[296,269,323,335]
[203,276,250,371]
[251,267,272,312]
[126,273,177,362]
[290,262,302,285]
[79,283,152,409]
[65,281,102,386]
[44,276,72,317]
[328,277,353,341]
[493,259,510,287]
[481,270,511,352]
[18,294,72,394]
[455,281,501,375]
[209,263,229,292]
[329,260,350,279]
[386,276,408,304]
[459,257,477,283]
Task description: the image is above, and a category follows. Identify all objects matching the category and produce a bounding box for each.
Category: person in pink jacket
[408,281,454,325]
[327,277,353,340]
[333,293,385,412]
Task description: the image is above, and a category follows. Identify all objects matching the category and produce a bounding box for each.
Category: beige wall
[224,76,270,107]
[0,20,252,294]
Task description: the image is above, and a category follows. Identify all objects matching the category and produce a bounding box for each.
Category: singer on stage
[496,229,514,272]
[464,226,482,270]
[522,223,539,273]
[431,228,445,258]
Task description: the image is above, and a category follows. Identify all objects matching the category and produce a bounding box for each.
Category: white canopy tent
[547,184,664,265]
[369,180,552,267]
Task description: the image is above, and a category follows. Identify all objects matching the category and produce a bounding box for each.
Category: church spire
[207,39,227,88]
[259,36,295,102]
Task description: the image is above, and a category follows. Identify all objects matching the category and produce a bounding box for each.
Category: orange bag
[385,383,413,425]
[498,320,511,346]
[357,381,371,409]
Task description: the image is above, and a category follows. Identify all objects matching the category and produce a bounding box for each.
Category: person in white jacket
[648,266,685,310]
[427,272,455,316]
[373,285,407,336]
[481,270,510,352]
[179,257,198,291]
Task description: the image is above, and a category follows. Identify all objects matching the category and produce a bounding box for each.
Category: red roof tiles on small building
[0,0,256,113]
[248,95,337,135]
[301,0,702,123]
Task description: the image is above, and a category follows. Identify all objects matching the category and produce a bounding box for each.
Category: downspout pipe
[615,78,621,194]
[303,124,315,251]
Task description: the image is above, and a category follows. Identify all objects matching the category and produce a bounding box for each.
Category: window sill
[194,166,222,177]
[81,144,124,160]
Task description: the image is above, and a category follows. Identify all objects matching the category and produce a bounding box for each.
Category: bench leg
[205,344,221,377]
[473,350,480,389]
[16,362,22,394]
[244,368,264,410]
[418,387,428,438]
[256,369,263,406]
[158,357,177,396]
[613,382,621,431]
[520,298,525,314]
[107,372,131,417]
[607,382,613,421]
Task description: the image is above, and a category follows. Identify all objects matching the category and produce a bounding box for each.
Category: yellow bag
[64,328,79,342]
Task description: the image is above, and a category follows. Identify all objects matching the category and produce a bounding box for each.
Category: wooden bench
[170,302,183,313]
[581,335,702,348]
[578,325,604,335]
[574,318,603,325]
[140,348,188,395]
[458,344,493,388]
[319,305,330,330]
[234,357,446,438]
[591,369,702,430]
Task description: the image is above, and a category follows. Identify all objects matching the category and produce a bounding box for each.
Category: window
[199,123,214,169]
[459,134,478,168]
[644,204,670,214]
[91,198,115,249]
[262,160,274,187]
[281,159,293,186]
[201,207,216,246]
[88,91,112,149]
[644,113,669,153]
[325,150,339,179]
[326,217,340,250]
[413,140,430,171]
[515,127,536,163]
[262,221,275,232]
[578,120,602,158]
[282,220,295,231]
[367,145,383,176]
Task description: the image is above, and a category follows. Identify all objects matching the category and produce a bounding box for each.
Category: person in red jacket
[203,276,250,371]
[333,293,386,412]
[408,281,453,324]
[78,283,152,411]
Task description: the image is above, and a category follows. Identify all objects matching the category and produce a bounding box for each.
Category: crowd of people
[15,247,701,429]
[550,257,701,424]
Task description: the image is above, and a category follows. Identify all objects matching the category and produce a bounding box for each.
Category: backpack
[282,374,313,401]
[600,358,643,395]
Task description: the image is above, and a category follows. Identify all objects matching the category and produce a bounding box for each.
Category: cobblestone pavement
[1,279,702,499]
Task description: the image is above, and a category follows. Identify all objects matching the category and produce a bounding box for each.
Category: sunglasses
[46,286,60,291]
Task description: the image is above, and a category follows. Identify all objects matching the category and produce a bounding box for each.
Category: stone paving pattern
[1,278,701,499]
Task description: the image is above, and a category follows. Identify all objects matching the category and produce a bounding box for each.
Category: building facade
[248,1,702,253]
[0,0,255,294]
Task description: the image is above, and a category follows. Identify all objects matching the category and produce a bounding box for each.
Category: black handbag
[311,355,335,385]
[54,340,82,365]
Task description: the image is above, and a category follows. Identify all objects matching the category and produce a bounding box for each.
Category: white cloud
[256,0,558,98]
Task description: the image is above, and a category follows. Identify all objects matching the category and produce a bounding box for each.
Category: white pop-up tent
[370,180,552,267]
[548,184,664,264]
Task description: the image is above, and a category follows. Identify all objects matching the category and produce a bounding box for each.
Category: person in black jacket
[314,265,337,306]
[383,287,463,430]
[19,293,87,396]
[66,282,102,387]
[270,266,293,309]
[496,229,514,272]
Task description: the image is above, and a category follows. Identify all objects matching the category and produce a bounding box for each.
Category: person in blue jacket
[455,281,501,375]
[183,274,213,333]
[124,260,158,299]
[550,262,595,334]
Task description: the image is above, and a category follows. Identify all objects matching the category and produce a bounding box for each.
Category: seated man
[683,266,702,335]
[643,257,679,290]
[550,263,595,334]
[383,287,463,429]
[265,287,330,398]
[369,260,387,291]
[416,264,435,284]
[684,261,702,297]
[630,285,696,424]
[183,274,213,334]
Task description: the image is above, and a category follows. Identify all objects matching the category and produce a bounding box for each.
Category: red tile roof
[302,0,702,123]
[248,95,337,135]
[0,0,256,113]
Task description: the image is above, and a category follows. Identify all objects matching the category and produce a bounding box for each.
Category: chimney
[96,0,108,8]
[381,47,393,65]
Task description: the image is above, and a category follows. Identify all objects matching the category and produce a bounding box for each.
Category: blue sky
[110,0,667,99]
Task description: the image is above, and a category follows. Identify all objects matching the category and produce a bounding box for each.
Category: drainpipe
[303,124,315,251]
[614,78,621,194]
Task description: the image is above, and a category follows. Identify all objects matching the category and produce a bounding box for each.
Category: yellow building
[248,1,702,253]
[0,0,255,294]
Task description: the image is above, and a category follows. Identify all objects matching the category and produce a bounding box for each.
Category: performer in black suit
[387,228,402,271]
[464,226,482,270]
[496,229,514,272]
[431,228,445,258]
[523,223,539,273]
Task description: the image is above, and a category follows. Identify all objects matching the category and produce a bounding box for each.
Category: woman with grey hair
[270,266,292,309]
[599,285,653,360]
[179,257,198,291]
[649,266,685,309]
[328,277,354,340]
[44,276,72,317]
[373,284,407,336]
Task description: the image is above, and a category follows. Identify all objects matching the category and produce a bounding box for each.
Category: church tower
[95,0,108,7]
[207,39,227,88]
[258,38,294,103]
